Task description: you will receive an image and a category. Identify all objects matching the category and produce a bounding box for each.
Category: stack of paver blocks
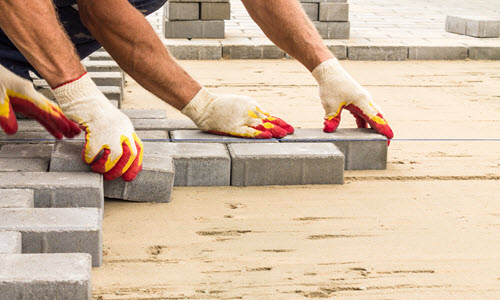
[300,0,350,39]
[446,15,500,38]
[164,0,231,39]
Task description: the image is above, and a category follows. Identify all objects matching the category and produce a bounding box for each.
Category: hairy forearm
[78,0,200,110]
[241,0,333,71]
[0,0,84,87]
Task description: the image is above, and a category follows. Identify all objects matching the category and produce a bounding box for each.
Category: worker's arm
[77,0,294,139]
[0,0,143,181]
[0,0,84,87]
[241,0,394,139]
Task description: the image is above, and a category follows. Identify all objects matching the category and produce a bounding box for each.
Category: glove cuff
[312,58,341,84]
[52,72,102,105]
[181,87,215,124]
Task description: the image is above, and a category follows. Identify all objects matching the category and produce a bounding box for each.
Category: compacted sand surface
[92,60,500,299]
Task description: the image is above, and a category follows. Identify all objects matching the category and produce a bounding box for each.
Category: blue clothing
[0,0,167,79]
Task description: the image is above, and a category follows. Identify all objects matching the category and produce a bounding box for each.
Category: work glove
[53,73,143,181]
[312,58,394,140]
[181,88,294,139]
[0,64,81,139]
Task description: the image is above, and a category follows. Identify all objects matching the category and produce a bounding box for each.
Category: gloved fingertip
[254,131,273,139]
[323,118,340,133]
[122,140,143,182]
[90,149,111,173]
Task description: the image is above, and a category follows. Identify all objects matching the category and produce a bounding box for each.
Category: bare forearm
[78,0,200,110]
[241,0,333,71]
[0,0,84,87]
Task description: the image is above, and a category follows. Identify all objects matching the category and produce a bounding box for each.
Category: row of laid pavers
[161,38,500,60]
[0,109,388,203]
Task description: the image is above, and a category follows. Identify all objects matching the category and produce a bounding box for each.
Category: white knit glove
[53,73,143,181]
[0,64,80,138]
[181,88,294,139]
[312,58,394,139]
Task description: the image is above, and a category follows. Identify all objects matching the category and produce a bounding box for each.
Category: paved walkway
[144,0,500,59]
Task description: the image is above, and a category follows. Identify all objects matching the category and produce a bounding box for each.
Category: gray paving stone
[319,3,349,22]
[165,119,199,130]
[99,86,123,102]
[0,231,22,254]
[131,118,169,130]
[313,21,350,39]
[170,130,279,143]
[229,143,344,186]
[0,208,102,267]
[0,158,49,172]
[83,60,121,72]
[164,20,225,39]
[201,3,231,20]
[88,72,124,88]
[301,3,319,21]
[280,128,388,170]
[0,189,34,208]
[89,51,112,61]
[50,141,174,202]
[136,130,169,140]
[468,46,500,60]
[164,39,222,60]
[465,18,500,38]
[0,144,53,158]
[347,43,407,61]
[324,40,347,59]
[0,172,103,209]
[446,15,500,38]
[167,2,200,20]
[0,253,92,299]
[222,38,285,59]
[121,109,167,119]
[145,142,230,186]
[408,45,468,60]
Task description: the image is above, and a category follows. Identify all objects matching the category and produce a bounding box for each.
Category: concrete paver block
[89,51,112,61]
[446,15,500,38]
[170,130,279,143]
[0,144,53,158]
[0,158,49,172]
[324,40,347,59]
[167,2,200,20]
[164,39,222,60]
[145,142,231,186]
[50,141,174,203]
[319,3,349,22]
[280,128,388,170]
[0,208,102,267]
[222,38,285,59]
[135,130,169,140]
[0,189,34,208]
[0,231,22,254]
[0,131,56,144]
[99,86,123,102]
[468,46,500,60]
[121,109,167,119]
[88,72,124,88]
[313,21,350,39]
[0,253,92,299]
[201,3,231,20]
[408,45,468,60]
[348,43,407,61]
[0,172,103,209]
[131,118,171,130]
[164,20,225,39]
[83,60,121,72]
[301,3,319,21]
[228,143,344,186]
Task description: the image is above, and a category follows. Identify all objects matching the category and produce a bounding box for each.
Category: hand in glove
[53,73,143,181]
[182,88,294,139]
[312,58,394,140]
[0,64,80,138]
